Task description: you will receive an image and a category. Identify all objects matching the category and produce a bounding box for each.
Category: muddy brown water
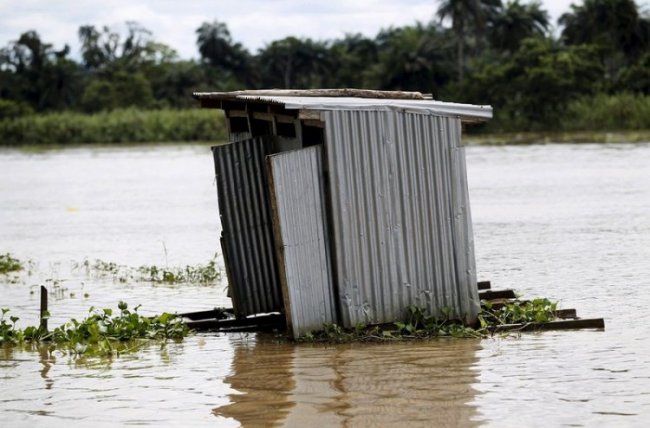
[1,142,649,427]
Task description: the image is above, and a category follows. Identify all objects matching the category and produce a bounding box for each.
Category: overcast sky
[1,0,649,60]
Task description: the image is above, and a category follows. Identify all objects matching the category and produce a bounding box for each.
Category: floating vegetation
[73,255,222,285]
[479,298,557,327]
[136,259,221,284]
[298,299,558,343]
[0,253,22,274]
[0,302,189,357]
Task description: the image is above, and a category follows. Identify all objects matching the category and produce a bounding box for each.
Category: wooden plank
[226,109,248,118]
[179,308,233,321]
[302,119,325,128]
[479,289,517,300]
[491,318,605,332]
[477,280,491,290]
[555,308,577,319]
[299,109,322,120]
[252,112,274,122]
[185,313,286,331]
[195,89,427,100]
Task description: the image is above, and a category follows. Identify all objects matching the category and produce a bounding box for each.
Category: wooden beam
[185,313,286,332]
[491,318,605,332]
[226,110,248,118]
[555,308,577,319]
[477,280,491,290]
[479,289,517,300]
[299,110,322,120]
[302,119,325,128]
[180,308,232,321]
[249,111,295,123]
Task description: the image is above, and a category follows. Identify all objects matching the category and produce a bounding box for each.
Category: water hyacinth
[0,302,190,357]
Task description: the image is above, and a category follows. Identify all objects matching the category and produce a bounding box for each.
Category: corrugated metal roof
[324,110,480,327]
[267,146,337,338]
[193,90,492,122]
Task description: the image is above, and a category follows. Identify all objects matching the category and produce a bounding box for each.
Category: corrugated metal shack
[194,89,492,338]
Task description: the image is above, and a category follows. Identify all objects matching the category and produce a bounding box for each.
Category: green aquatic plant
[298,299,559,343]
[478,298,557,328]
[0,253,22,274]
[0,302,190,357]
[73,256,222,285]
[298,305,483,343]
[136,258,221,284]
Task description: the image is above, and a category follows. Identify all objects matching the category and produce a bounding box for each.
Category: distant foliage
[1,0,650,138]
[562,92,650,130]
[0,108,226,145]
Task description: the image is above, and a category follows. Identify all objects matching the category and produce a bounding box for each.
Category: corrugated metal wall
[323,110,479,327]
[267,146,337,338]
[212,137,283,317]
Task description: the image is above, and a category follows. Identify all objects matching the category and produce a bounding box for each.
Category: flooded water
[1,142,649,427]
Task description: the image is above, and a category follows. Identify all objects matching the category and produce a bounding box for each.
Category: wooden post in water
[40,285,48,331]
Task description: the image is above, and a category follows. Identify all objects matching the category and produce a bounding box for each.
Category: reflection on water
[216,338,480,427]
[215,340,296,426]
[1,142,650,426]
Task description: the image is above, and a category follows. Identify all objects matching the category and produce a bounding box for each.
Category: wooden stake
[40,285,48,331]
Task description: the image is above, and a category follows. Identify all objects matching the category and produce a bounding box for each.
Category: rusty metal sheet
[267,146,337,338]
[212,137,282,317]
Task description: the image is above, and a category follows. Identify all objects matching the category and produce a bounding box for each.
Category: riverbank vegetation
[0,108,226,145]
[1,0,650,144]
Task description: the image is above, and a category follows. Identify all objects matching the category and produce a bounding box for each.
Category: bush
[562,92,650,131]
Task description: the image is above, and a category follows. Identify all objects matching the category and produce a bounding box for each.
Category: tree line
[1,0,649,132]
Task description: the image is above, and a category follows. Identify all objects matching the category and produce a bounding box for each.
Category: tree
[257,37,331,88]
[0,31,81,111]
[371,23,454,94]
[489,1,550,53]
[436,0,502,81]
[328,34,378,88]
[195,20,253,87]
[559,0,648,58]
[467,38,603,129]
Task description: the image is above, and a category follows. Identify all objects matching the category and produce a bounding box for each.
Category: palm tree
[196,21,235,66]
[196,20,253,86]
[489,1,550,53]
[257,37,331,88]
[559,0,645,57]
[436,0,502,82]
[373,23,454,93]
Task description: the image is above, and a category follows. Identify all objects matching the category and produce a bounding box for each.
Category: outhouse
[193,89,492,338]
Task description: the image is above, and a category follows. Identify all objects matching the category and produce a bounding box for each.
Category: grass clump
[0,253,22,274]
[0,302,189,357]
[137,259,221,284]
[299,299,558,343]
[74,256,222,285]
